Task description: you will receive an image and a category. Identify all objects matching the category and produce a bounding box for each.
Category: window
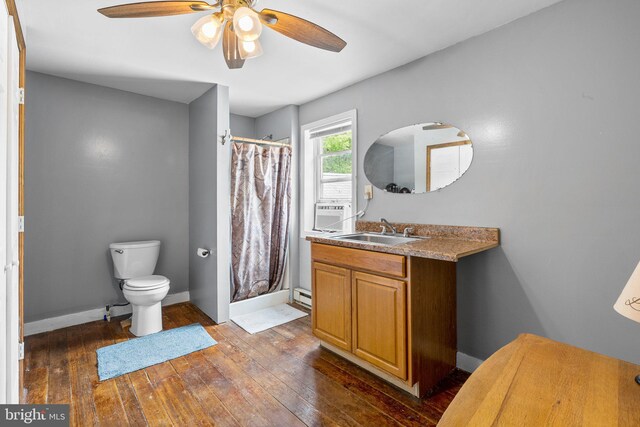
[302,110,357,235]
[316,127,353,201]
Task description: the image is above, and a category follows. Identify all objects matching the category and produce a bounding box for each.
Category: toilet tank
[110,240,161,279]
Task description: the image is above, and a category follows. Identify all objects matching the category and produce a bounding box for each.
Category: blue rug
[97,323,217,381]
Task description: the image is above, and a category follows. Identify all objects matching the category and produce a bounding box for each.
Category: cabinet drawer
[311,243,406,278]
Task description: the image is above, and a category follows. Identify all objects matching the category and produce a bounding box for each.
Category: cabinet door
[312,262,351,350]
[352,272,407,379]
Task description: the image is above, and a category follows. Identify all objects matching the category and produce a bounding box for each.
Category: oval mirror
[364,122,473,194]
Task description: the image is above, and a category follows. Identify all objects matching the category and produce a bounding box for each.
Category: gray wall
[230,113,256,139]
[230,106,299,143]
[255,106,298,142]
[189,86,218,318]
[189,85,231,322]
[24,72,189,322]
[298,0,640,363]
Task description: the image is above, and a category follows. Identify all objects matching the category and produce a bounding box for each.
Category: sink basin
[332,233,424,246]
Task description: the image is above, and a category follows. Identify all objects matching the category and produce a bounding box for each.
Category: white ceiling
[16,0,562,117]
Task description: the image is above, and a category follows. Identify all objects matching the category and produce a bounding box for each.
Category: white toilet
[109,240,170,336]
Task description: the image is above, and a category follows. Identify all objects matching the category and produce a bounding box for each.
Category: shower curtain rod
[231,136,292,148]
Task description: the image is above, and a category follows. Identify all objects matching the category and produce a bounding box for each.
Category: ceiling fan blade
[223,21,245,69]
[98,1,215,18]
[259,9,346,53]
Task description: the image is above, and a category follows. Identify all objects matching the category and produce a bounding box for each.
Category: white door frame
[0,4,20,403]
[0,0,9,404]
[5,16,20,404]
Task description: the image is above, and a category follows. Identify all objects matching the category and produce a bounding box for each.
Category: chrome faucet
[380,218,397,235]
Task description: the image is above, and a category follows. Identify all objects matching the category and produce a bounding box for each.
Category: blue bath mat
[96,323,217,381]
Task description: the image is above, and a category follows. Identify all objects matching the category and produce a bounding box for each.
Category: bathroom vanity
[306,221,499,397]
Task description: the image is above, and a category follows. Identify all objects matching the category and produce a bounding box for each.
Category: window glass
[318,130,353,201]
[321,132,352,153]
[321,153,352,178]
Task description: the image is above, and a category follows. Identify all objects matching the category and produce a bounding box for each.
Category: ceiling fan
[98,0,347,69]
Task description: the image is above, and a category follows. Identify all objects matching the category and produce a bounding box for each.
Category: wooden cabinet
[352,272,407,379]
[311,242,457,398]
[311,262,352,351]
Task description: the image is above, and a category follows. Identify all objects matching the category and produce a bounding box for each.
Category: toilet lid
[124,275,170,290]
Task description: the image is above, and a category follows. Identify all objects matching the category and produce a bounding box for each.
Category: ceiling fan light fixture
[98,2,348,69]
[191,13,224,49]
[238,38,263,59]
[233,7,262,41]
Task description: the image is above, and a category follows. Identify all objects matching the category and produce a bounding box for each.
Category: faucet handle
[380,225,388,235]
[403,227,415,237]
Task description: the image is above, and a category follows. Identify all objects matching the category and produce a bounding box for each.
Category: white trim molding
[24,291,190,336]
[456,351,484,373]
[300,109,358,238]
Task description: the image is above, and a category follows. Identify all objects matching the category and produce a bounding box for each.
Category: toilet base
[130,301,163,336]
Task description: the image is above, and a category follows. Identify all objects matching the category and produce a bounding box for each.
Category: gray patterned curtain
[230,141,292,302]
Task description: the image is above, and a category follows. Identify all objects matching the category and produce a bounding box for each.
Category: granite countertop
[306,221,500,262]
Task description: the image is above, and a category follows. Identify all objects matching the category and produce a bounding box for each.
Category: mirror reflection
[364,122,473,194]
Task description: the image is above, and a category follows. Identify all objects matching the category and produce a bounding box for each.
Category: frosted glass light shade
[614,260,640,323]
[238,39,263,59]
[233,7,262,41]
[191,13,223,49]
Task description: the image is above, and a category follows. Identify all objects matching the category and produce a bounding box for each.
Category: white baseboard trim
[24,291,190,336]
[456,351,484,373]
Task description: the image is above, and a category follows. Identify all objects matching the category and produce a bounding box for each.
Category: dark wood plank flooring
[23,302,468,426]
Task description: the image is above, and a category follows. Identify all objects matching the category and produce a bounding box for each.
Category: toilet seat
[124,275,170,291]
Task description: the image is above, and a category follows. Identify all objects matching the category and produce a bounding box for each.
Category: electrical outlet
[364,184,373,200]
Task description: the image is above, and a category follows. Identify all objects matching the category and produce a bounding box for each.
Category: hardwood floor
[23,302,468,426]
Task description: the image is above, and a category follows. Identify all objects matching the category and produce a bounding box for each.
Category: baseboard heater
[293,287,312,308]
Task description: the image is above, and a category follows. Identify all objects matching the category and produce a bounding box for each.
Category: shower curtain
[230,141,292,302]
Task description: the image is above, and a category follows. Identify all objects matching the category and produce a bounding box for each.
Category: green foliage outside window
[322,132,352,153]
[322,132,352,174]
